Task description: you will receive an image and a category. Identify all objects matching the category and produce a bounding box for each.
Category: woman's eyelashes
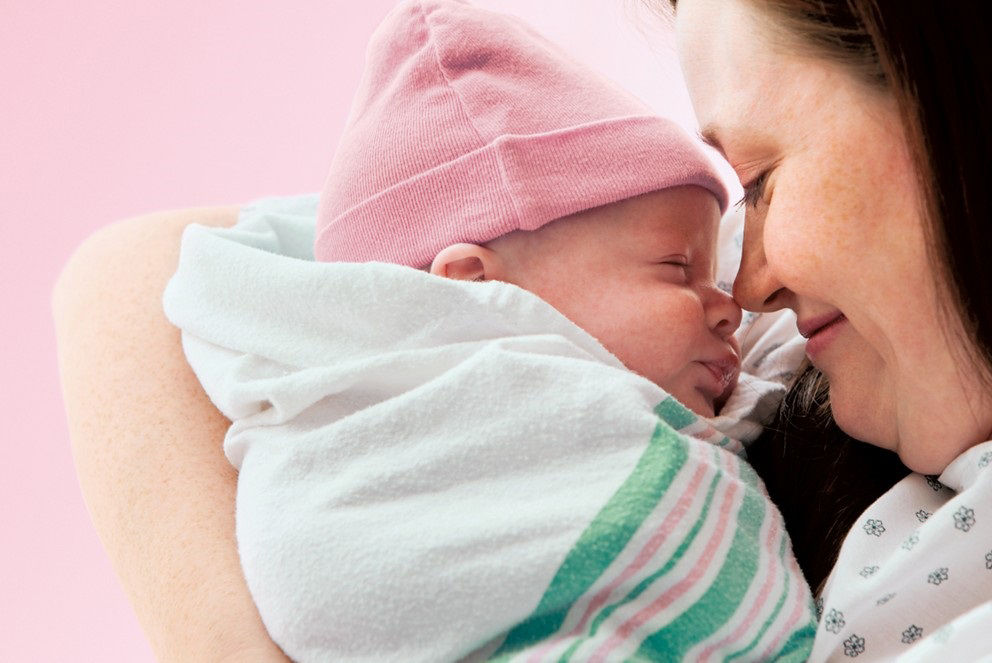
[737,170,770,209]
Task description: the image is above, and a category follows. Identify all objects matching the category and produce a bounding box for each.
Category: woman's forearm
[53,207,289,662]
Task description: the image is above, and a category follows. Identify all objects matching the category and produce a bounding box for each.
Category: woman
[54,2,990,661]
[671,0,992,659]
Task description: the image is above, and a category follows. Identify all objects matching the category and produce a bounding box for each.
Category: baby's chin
[713,377,739,415]
[659,363,740,419]
[668,387,716,419]
[669,378,739,419]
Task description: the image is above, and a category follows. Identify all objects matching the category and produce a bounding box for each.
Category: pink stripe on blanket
[695,514,781,662]
[758,552,810,661]
[589,473,741,662]
[524,461,712,663]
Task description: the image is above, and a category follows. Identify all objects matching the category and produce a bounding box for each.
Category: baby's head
[315,0,740,415]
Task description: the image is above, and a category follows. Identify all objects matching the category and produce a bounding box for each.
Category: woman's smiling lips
[799,311,848,359]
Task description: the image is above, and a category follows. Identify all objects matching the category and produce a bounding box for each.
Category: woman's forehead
[676,0,837,156]
[675,2,767,130]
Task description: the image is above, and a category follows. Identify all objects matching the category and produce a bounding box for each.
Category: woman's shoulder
[810,442,992,661]
[52,205,241,444]
[55,194,319,296]
[53,206,240,339]
[55,206,240,296]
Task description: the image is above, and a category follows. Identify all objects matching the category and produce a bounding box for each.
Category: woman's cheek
[762,181,842,297]
[756,204,807,291]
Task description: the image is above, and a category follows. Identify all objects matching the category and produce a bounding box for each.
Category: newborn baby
[165,1,816,660]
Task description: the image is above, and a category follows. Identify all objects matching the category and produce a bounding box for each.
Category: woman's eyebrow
[698,127,726,157]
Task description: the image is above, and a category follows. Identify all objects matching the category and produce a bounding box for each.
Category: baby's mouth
[706,359,739,389]
[697,356,740,414]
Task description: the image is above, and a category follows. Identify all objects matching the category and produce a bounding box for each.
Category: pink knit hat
[314,0,728,267]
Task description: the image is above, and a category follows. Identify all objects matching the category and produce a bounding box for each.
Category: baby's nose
[706,285,743,340]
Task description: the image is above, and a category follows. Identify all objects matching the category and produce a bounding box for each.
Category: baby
[313,0,741,418]
[164,1,816,660]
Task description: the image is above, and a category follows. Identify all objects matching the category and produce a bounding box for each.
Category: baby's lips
[707,353,741,413]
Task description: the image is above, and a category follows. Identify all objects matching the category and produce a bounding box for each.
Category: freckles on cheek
[766,173,860,295]
[759,204,818,293]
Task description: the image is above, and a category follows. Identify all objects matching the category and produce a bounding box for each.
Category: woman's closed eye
[737,170,770,209]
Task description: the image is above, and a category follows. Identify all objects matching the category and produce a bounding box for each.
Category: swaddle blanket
[163,196,815,662]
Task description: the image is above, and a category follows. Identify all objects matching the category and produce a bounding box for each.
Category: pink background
[1,2,706,660]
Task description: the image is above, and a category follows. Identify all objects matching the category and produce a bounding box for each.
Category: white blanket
[163,195,815,662]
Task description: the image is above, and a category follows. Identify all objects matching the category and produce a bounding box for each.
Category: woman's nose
[732,213,787,312]
[705,284,743,340]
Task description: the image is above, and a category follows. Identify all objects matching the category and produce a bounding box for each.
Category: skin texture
[53,207,288,662]
[432,186,742,417]
[675,0,992,473]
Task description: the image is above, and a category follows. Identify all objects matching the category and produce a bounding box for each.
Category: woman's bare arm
[53,207,290,662]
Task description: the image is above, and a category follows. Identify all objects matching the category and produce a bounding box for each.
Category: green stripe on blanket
[654,396,697,430]
[556,451,723,661]
[725,534,791,661]
[633,471,764,660]
[490,406,690,658]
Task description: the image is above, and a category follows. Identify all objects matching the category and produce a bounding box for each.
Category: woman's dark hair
[664,0,992,592]
[747,365,909,593]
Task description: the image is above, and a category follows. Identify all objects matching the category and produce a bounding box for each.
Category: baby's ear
[429,243,505,281]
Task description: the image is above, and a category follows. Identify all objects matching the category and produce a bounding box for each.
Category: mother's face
[675,0,992,473]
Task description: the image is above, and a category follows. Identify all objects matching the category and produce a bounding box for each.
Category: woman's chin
[829,371,990,474]
[894,447,945,476]
[828,381,898,453]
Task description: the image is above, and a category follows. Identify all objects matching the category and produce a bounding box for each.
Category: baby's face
[496,186,741,417]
